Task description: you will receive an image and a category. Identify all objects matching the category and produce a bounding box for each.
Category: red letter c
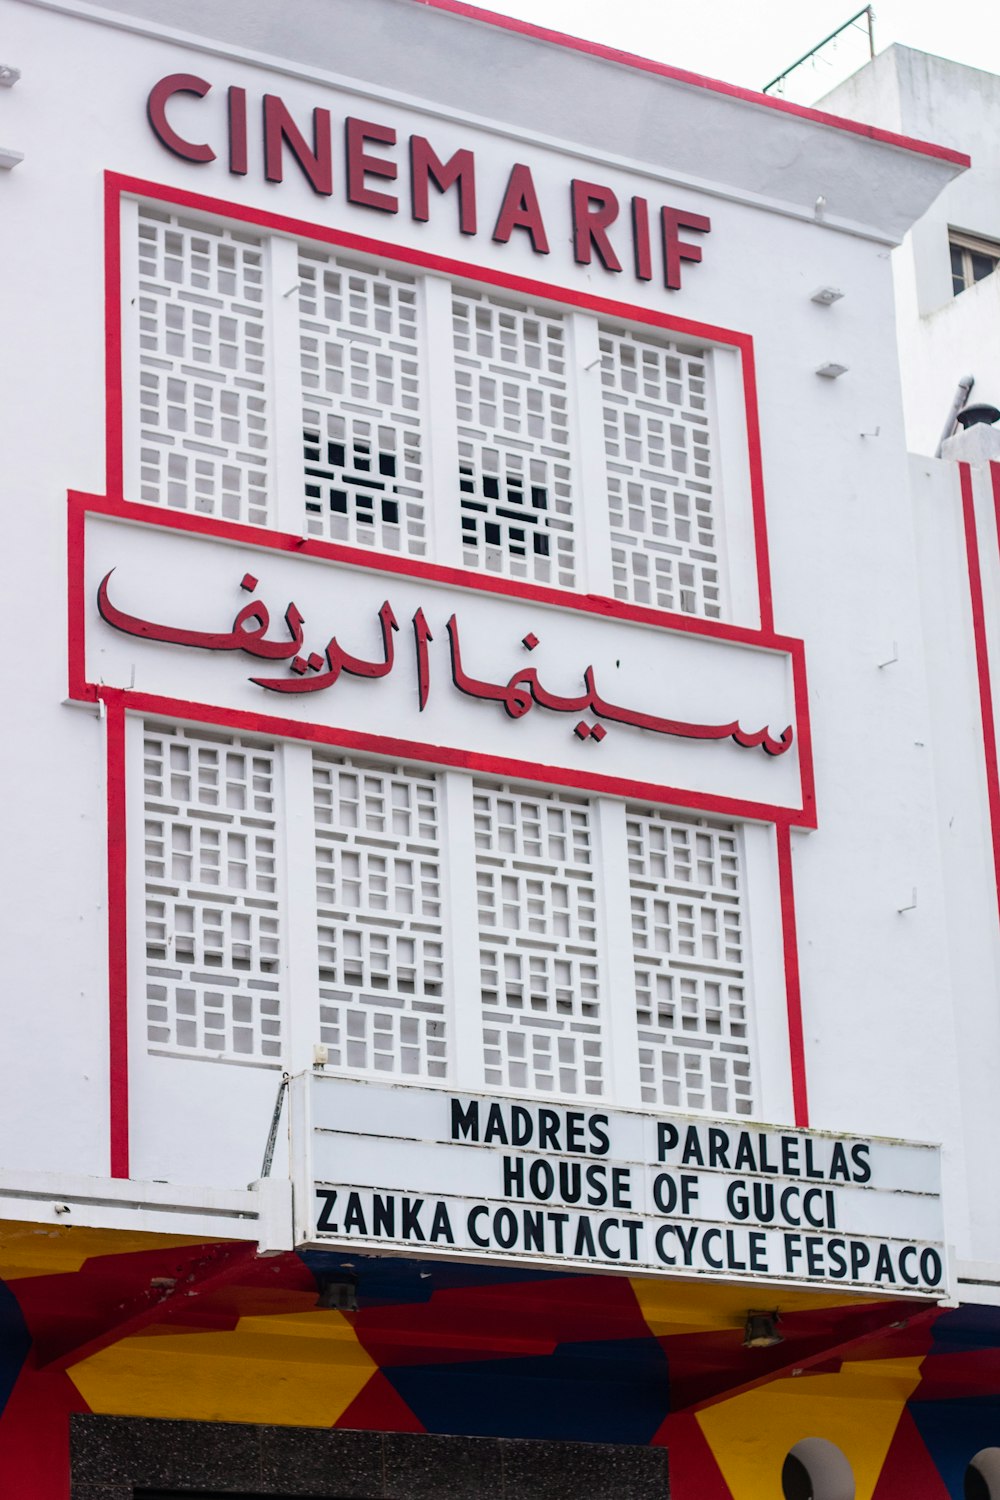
[147,74,216,164]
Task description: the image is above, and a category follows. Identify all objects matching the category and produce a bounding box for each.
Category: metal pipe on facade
[936,374,975,457]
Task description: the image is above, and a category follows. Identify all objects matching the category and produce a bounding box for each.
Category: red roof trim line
[413,0,971,170]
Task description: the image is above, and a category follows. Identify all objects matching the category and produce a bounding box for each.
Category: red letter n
[263,95,333,196]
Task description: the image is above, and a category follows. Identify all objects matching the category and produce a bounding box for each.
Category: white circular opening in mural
[782,1438,855,1500]
[967,1449,1000,1500]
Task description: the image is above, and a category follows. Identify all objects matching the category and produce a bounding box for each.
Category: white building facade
[1,4,995,1498]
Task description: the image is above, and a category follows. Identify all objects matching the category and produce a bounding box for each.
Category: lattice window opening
[146,981,281,1059]
[639,1043,753,1116]
[484,1023,603,1097]
[600,325,721,617]
[479,948,601,1027]
[608,476,721,617]
[314,756,447,1081]
[142,725,283,1064]
[474,783,604,1097]
[299,251,426,554]
[135,208,269,525]
[454,289,575,587]
[628,808,752,1116]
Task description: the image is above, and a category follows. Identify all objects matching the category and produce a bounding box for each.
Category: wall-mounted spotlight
[744,1311,783,1348]
[811,286,844,305]
[315,1272,358,1312]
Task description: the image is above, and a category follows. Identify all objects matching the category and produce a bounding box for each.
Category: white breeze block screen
[142,722,282,1061]
[628,808,752,1116]
[136,208,269,525]
[314,754,447,1080]
[454,288,575,588]
[600,324,720,617]
[300,250,427,556]
[474,782,602,1097]
[133,725,758,1116]
[123,201,733,619]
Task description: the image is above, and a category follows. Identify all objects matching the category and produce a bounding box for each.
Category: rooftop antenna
[763,6,875,96]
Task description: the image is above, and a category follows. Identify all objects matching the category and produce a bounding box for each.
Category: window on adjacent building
[950,229,1000,296]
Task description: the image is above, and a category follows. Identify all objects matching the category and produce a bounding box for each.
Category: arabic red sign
[72,498,813,825]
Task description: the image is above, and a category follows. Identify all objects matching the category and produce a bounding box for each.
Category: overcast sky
[475,1,1000,106]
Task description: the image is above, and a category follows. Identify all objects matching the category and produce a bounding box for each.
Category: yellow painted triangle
[696,1356,924,1499]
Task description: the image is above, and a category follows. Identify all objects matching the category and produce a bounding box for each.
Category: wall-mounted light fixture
[315,1272,359,1312]
[811,286,844,305]
[744,1311,783,1348]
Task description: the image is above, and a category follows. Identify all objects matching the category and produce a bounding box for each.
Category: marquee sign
[76,500,811,821]
[290,1075,946,1297]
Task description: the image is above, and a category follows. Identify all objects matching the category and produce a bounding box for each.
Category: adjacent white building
[822,46,1000,453]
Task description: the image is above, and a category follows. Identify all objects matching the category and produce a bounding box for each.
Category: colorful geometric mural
[0,1221,997,1498]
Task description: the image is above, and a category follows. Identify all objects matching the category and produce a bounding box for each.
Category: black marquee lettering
[656,1122,679,1161]
[589,1115,610,1156]
[494,1207,518,1250]
[343,1192,367,1235]
[484,1102,509,1145]
[829,1142,851,1182]
[707,1128,731,1169]
[875,1244,897,1284]
[451,1098,479,1141]
[401,1197,426,1241]
[511,1105,533,1146]
[702,1228,724,1269]
[468,1204,490,1247]
[430,1202,455,1244]
[681,1127,704,1167]
[573,1217,597,1258]
[921,1248,944,1286]
[597,1218,621,1260]
[537,1108,560,1151]
[315,1188,338,1232]
[372,1194,395,1237]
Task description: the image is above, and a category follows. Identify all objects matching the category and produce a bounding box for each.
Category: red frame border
[89,172,817,1173]
[103,171,780,635]
[71,492,814,827]
[961,461,1000,931]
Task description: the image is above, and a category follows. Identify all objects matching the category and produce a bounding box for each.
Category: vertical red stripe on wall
[961,463,1000,930]
[738,343,775,635]
[104,689,130,1178]
[776,821,809,1126]
[104,173,124,498]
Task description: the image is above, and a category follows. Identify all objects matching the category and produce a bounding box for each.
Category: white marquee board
[290,1075,946,1297]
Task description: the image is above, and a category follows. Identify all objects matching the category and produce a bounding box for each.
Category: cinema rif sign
[290,1076,946,1296]
[147,74,711,293]
[77,502,810,822]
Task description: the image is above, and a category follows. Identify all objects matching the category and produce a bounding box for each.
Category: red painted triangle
[651,1411,733,1499]
[0,1363,91,1499]
[872,1407,950,1499]
[335,1370,426,1433]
